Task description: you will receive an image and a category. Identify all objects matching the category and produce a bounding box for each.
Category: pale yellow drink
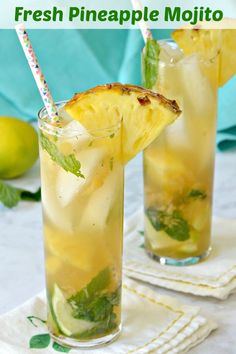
[39,103,123,347]
[38,83,181,348]
[143,41,218,265]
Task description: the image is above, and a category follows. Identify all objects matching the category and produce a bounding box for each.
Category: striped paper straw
[15,24,59,122]
[130,0,153,42]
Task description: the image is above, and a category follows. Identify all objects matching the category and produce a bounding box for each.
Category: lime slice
[52,284,95,336]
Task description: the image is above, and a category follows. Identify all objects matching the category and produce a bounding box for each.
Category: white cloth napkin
[0,278,216,354]
[124,209,236,300]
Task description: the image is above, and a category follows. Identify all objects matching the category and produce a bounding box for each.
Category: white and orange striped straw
[15,24,59,122]
[130,0,153,42]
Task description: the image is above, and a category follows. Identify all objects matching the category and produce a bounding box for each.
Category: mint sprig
[68,267,120,339]
[0,181,41,208]
[142,38,160,89]
[188,189,207,200]
[39,132,84,178]
[69,268,110,306]
[146,207,190,242]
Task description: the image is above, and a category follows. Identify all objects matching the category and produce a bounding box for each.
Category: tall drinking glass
[39,103,124,348]
[142,40,218,266]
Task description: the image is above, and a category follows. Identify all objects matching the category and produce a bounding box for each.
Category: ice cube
[177,54,216,169]
[179,243,198,254]
[56,147,105,207]
[40,151,74,233]
[178,54,215,114]
[58,119,92,154]
[159,40,183,64]
[63,120,90,136]
[79,168,119,232]
[58,107,73,123]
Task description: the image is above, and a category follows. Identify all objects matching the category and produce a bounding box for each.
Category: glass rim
[38,100,122,138]
[157,38,219,66]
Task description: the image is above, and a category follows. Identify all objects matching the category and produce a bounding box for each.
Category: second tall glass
[143,40,218,266]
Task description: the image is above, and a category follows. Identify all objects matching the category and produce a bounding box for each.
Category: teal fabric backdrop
[0,29,235,150]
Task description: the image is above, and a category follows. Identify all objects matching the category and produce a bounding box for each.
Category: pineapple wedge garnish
[172,19,236,86]
[65,83,181,163]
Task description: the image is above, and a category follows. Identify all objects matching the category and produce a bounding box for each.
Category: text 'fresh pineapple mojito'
[14,6,223,26]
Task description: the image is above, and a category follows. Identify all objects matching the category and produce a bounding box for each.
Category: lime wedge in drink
[52,284,95,337]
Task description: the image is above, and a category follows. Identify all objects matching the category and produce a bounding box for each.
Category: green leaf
[29,333,50,349]
[0,181,41,208]
[71,287,121,323]
[163,210,190,241]
[52,342,71,352]
[0,181,21,208]
[142,38,160,89]
[74,311,118,340]
[68,268,120,339]
[74,295,113,322]
[27,316,46,328]
[21,188,41,202]
[107,286,121,306]
[188,189,207,200]
[138,230,144,236]
[146,208,190,242]
[69,267,110,306]
[146,208,165,232]
[39,131,84,178]
[76,315,117,340]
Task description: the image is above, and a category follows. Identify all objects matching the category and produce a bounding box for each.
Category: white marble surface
[0,151,236,353]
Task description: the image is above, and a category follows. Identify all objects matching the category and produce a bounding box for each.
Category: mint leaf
[72,286,121,323]
[29,333,50,349]
[20,188,41,202]
[142,38,160,89]
[39,131,84,178]
[163,210,190,241]
[52,342,71,352]
[146,208,190,242]
[69,267,110,306]
[74,295,113,322]
[138,230,144,247]
[68,268,120,339]
[146,208,165,232]
[107,286,121,306]
[76,314,117,339]
[188,189,207,200]
[0,182,21,208]
[0,181,41,208]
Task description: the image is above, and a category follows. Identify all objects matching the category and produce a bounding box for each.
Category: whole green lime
[0,116,38,179]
